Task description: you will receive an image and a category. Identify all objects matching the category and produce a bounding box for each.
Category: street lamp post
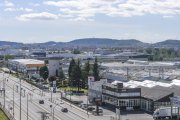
[3,74,6,108]
[53,104,58,120]
[51,88,53,102]
[0,89,5,108]
[19,77,22,120]
[13,82,17,118]
[27,93,31,120]
[41,71,48,96]
[2,72,11,109]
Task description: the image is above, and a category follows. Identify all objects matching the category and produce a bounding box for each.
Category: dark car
[39,100,44,104]
[61,108,68,112]
[87,106,95,111]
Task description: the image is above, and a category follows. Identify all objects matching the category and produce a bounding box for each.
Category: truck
[153,107,180,120]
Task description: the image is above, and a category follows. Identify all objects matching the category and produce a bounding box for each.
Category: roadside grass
[0,109,9,120]
[60,87,87,93]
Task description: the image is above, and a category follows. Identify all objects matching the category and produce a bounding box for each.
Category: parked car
[39,100,44,104]
[61,108,68,112]
[92,108,103,115]
[87,106,95,111]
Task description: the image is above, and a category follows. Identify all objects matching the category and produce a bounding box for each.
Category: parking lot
[120,111,153,120]
[67,94,154,120]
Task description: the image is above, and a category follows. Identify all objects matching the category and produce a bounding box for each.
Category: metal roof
[9,59,44,65]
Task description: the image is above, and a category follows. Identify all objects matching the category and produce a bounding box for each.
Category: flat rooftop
[101,62,177,68]
[9,59,44,65]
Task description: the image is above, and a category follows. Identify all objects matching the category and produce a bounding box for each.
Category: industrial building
[88,78,179,113]
[8,59,45,74]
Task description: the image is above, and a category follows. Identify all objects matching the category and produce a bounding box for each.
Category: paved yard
[120,111,153,120]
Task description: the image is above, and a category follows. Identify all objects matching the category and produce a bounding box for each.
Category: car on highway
[61,108,68,112]
[39,100,44,104]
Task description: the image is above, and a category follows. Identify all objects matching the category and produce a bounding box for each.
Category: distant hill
[68,38,146,47]
[0,41,22,47]
[0,38,180,48]
[153,40,180,47]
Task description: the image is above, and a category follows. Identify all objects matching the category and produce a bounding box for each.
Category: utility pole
[38,112,49,120]
[53,104,58,120]
[51,88,53,102]
[3,74,6,108]
[27,93,29,120]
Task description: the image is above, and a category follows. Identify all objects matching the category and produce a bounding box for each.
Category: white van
[153,107,180,120]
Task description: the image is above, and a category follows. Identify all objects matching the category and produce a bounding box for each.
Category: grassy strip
[0,109,9,120]
[60,87,87,93]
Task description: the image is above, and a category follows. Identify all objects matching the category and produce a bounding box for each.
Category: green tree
[48,76,56,82]
[4,55,14,61]
[93,57,100,81]
[82,60,90,88]
[48,76,56,87]
[71,59,82,92]
[39,66,49,81]
[68,58,76,79]
[73,49,81,54]
[59,68,65,80]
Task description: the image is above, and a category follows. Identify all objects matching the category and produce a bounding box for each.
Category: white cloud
[163,15,174,18]
[29,3,40,7]
[4,1,14,7]
[4,8,16,12]
[4,7,33,12]
[17,12,58,21]
[43,0,180,21]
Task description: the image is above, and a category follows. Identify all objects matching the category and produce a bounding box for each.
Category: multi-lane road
[0,72,112,120]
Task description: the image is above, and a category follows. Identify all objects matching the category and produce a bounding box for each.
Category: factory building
[88,79,176,113]
[8,59,45,74]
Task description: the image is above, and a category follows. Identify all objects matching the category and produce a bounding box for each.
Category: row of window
[103,95,140,107]
[103,89,140,97]
[119,99,140,107]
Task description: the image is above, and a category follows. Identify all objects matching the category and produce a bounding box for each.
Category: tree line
[68,57,100,92]
[146,48,180,61]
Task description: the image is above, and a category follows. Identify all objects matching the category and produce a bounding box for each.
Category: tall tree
[82,60,90,88]
[68,58,76,79]
[48,76,56,87]
[93,57,100,81]
[39,66,49,81]
[71,59,82,92]
[59,68,65,81]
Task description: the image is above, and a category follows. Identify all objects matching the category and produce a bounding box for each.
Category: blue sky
[0,0,180,43]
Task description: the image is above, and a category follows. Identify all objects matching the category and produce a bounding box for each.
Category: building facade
[88,79,174,113]
[102,83,141,110]
[8,59,45,75]
[48,59,62,77]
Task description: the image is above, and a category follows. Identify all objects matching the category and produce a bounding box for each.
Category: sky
[0,0,180,43]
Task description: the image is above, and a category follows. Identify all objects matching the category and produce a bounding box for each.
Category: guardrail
[0,104,16,120]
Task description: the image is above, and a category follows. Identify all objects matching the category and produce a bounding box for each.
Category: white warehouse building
[8,59,45,74]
